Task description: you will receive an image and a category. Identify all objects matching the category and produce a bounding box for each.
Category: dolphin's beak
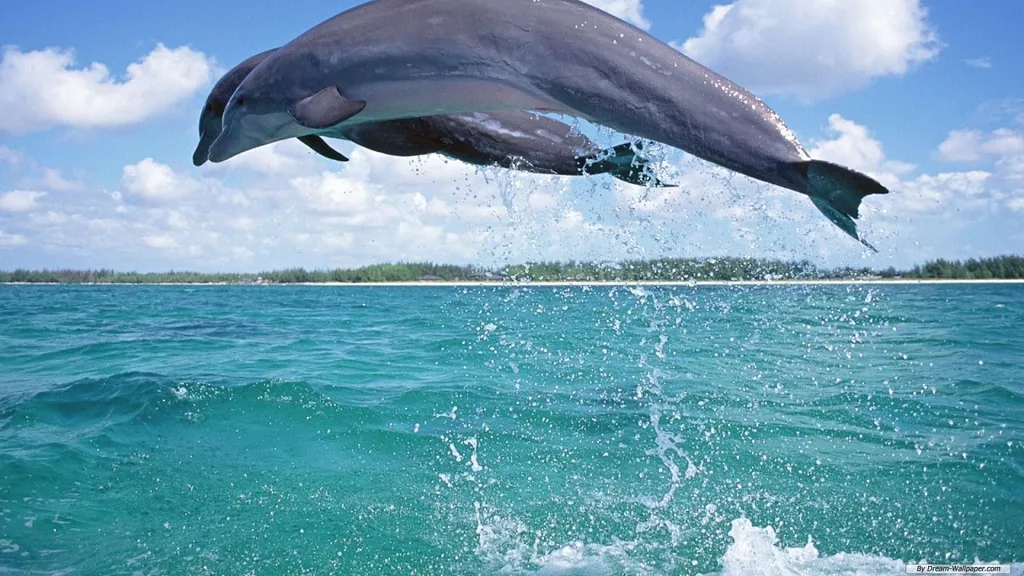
[192,129,216,167]
[207,121,251,164]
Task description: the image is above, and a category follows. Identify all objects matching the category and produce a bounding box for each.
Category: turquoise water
[1,284,1022,575]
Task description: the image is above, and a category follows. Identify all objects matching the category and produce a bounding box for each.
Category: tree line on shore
[1,255,1021,284]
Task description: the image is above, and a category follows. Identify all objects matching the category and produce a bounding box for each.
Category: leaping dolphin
[194,49,669,187]
[208,0,890,249]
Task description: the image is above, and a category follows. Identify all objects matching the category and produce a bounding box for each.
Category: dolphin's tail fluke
[800,160,889,252]
[577,142,673,187]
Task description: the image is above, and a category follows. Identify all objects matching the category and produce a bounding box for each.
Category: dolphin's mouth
[207,138,240,163]
[207,123,254,164]
[192,129,218,166]
[209,111,312,163]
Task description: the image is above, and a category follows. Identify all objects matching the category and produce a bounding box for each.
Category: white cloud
[0,230,28,247]
[13,168,88,193]
[0,43,215,134]
[809,115,889,173]
[7,113,1024,272]
[0,190,46,212]
[291,172,380,216]
[143,234,180,250]
[984,129,1024,157]
[229,217,259,232]
[28,211,69,226]
[122,158,199,202]
[800,115,1017,216]
[204,139,326,176]
[808,114,916,190]
[936,129,983,162]
[898,171,992,214]
[964,57,993,69]
[936,128,1024,181]
[582,0,650,30]
[611,113,1022,264]
[37,169,86,192]
[678,0,941,101]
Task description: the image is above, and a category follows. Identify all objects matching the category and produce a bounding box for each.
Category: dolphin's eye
[236,96,245,107]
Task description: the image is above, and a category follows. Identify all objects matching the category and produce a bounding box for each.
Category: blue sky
[1,0,1023,272]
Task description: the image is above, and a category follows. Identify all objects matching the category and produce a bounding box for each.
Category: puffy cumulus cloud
[0,190,46,213]
[581,0,650,30]
[939,127,1024,212]
[122,158,201,202]
[678,0,940,101]
[808,114,916,181]
[0,190,46,212]
[936,129,984,162]
[204,139,327,176]
[7,114,1024,272]
[143,234,181,250]
[936,128,1024,181]
[0,144,596,270]
[804,115,1013,216]
[897,171,993,214]
[614,113,1024,263]
[0,43,215,134]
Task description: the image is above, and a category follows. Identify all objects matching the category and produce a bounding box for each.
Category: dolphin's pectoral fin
[290,87,367,130]
[297,135,350,162]
[801,160,889,252]
[576,142,674,187]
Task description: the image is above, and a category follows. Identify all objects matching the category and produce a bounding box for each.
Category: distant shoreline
[3,279,1024,287]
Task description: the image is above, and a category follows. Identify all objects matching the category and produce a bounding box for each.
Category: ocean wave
[472,515,1021,576]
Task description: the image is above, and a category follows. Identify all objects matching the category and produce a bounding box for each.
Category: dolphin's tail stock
[799,160,889,252]
[576,142,673,187]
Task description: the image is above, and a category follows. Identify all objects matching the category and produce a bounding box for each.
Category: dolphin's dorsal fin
[297,135,349,162]
[290,87,367,129]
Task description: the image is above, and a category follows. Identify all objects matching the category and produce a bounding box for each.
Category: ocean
[1,283,1021,575]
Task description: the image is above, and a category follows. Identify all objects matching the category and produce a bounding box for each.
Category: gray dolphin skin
[193,49,348,167]
[339,111,667,186]
[208,0,890,248]
[194,49,668,187]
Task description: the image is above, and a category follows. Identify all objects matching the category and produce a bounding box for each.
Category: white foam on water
[628,286,651,299]
[529,541,644,575]
[473,502,648,576]
[708,518,903,576]
[448,442,464,462]
[464,438,485,473]
[473,513,1023,576]
[710,519,1024,576]
[435,406,459,420]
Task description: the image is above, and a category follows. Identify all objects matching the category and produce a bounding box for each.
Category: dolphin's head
[208,50,319,164]
[192,49,278,167]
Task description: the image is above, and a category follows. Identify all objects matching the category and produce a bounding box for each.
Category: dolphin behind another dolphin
[193,49,350,167]
[209,0,890,249]
[194,48,669,187]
